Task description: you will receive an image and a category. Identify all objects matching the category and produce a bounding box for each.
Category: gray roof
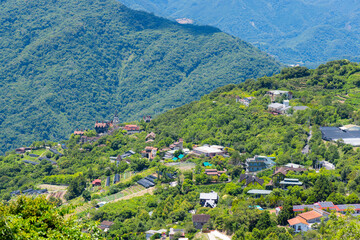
[247,189,272,195]
[200,191,218,200]
[293,106,309,111]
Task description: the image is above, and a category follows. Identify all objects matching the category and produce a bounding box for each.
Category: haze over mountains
[118,0,360,67]
[0,0,280,154]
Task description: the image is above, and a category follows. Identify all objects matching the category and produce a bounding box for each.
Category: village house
[169,138,184,150]
[236,96,255,106]
[268,100,292,115]
[266,90,293,102]
[246,155,275,172]
[192,214,211,230]
[247,189,272,198]
[73,129,85,136]
[288,210,326,232]
[239,174,264,187]
[169,228,185,240]
[15,147,33,154]
[98,220,114,232]
[92,179,101,187]
[279,178,303,189]
[200,191,219,208]
[192,145,225,157]
[141,146,158,160]
[145,132,156,142]
[95,121,113,134]
[80,136,100,144]
[145,229,167,239]
[267,166,307,189]
[143,115,152,123]
[204,169,227,177]
[122,124,141,134]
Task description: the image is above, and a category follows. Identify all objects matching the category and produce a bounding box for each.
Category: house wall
[291,223,309,232]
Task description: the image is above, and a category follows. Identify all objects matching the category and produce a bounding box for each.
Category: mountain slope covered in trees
[0,0,280,154]
[118,0,360,66]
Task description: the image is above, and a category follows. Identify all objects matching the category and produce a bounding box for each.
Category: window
[298,226,301,231]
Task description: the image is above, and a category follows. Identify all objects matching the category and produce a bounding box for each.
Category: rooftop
[298,210,323,221]
[193,146,223,154]
[200,191,218,200]
[247,189,272,195]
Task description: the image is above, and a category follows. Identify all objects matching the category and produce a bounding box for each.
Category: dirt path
[209,230,231,240]
[111,187,154,203]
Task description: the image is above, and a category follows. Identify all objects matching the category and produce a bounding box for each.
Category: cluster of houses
[288,201,360,232]
[264,90,308,115]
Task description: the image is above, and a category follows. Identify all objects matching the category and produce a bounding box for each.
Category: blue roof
[178,154,184,159]
[203,162,212,167]
[172,157,178,161]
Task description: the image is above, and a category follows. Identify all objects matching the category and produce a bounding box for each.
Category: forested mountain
[0,0,280,154]
[118,0,360,67]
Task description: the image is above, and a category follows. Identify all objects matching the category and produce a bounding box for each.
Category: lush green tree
[0,196,101,239]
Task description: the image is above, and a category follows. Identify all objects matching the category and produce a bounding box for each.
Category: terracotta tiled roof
[124,125,140,131]
[92,179,101,184]
[288,217,308,226]
[298,210,322,221]
[95,122,108,128]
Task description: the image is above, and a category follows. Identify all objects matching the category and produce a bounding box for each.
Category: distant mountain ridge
[118,0,360,67]
[0,0,280,154]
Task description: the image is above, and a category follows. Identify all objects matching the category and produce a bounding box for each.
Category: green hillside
[0,0,280,154]
[118,0,360,66]
[3,60,360,239]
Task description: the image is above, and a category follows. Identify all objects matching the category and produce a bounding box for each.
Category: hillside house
[169,138,184,150]
[143,115,152,122]
[146,132,156,142]
[236,96,255,106]
[246,155,275,172]
[98,220,114,232]
[204,169,227,177]
[193,145,224,157]
[16,147,32,154]
[73,130,85,136]
[266,90,293,102]
[122,125,140,134]
[169,228,185,240]
[268,166,306,189]
[268,100,291,115]
[80,136,100,144]
[92,179,101,187]
[145,229,167,240]
[141,146,158,160]
[279,178,303,189]
[239,174,264,187]
[95,121,113,134]
[200,191,219,208]
[288,210,326,232]
[192,214,211,230]
[247,189,272,198]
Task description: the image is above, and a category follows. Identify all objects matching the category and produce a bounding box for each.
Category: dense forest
[118,0,360,67]
[2,60,360,239]
[0,0,280,154]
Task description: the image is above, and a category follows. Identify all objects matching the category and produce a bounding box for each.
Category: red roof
[95,122,108,128]
[123,125,140,131]
[92,179,101,184]
[288,217,308,226]
[298,211,322,221]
